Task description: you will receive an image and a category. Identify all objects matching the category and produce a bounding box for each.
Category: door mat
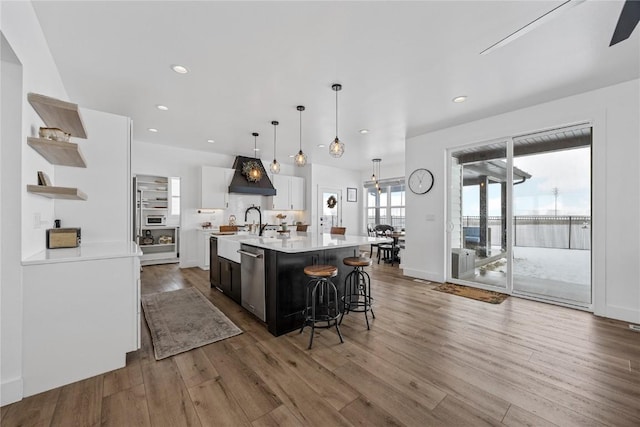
[433,283,509,304]
[142,287,242,360]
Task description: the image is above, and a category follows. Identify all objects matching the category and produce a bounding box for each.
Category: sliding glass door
[511,127,591,305]
[450,141,509,289]
[448,125,592,308]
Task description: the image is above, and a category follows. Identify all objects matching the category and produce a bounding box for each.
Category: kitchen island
[210,231,390,336]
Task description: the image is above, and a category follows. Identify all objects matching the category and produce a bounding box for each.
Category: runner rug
[141,287,242,360]
[433,283,509,304]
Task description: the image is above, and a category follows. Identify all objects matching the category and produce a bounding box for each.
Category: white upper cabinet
[270,175,304,211]
[201,166,234,209]
[289,176,305,210]
[270,174,289,210]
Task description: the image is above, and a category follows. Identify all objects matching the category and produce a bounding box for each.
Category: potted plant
[276,213,287,231]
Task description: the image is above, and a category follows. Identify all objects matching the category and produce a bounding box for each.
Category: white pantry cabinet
[269,175,304,211]
[201,166,234,209]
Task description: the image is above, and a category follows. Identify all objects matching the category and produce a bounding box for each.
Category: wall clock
[408,168,434,194]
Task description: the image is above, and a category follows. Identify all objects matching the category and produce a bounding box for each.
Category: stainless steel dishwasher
[238,244,266,322]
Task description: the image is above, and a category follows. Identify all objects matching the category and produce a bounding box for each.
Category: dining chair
[368,225,380,258]
[330,227,346,235]
[296,224,308,232]
[373,224,395,264]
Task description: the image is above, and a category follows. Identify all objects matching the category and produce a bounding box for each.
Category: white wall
[1,1,69,405]
[55,109,131,243]
[404,79,640,324]
[310,163,365,235]
[1,32,24,407]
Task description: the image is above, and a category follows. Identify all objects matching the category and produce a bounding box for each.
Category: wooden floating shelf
[27,137,87,167]
[28,93,87,139]
[27,185,87,200]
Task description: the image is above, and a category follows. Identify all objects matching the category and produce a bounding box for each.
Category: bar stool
[340,257,375,329]
[299,264,344,349]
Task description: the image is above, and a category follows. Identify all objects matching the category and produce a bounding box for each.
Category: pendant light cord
[299,109,303,150]
[335,88,339,138]
[273,124,277,159]
[254,133,257,160]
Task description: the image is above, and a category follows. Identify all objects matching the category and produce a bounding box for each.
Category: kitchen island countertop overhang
[208,231,390,253]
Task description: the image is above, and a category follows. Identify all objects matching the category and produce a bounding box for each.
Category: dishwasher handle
[237,249,263,258]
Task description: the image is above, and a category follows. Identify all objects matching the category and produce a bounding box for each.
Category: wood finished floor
[3,261,640,426]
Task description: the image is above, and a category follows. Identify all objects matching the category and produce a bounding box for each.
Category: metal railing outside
[462,216,591,250]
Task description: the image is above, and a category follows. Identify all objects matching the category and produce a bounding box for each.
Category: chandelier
[372,158,381,194]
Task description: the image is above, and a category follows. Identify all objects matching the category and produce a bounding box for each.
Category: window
[365,178,405,230]
[169,177,181,217]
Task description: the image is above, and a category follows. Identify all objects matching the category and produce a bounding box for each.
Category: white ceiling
[32,1,639,170]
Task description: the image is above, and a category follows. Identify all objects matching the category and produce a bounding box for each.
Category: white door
[318,187,342,234]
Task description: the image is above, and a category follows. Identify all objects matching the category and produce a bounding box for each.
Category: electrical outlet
[33,213,41,229]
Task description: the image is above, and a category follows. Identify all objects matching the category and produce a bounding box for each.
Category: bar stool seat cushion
[343,257,373,267]
[304,264,338,278]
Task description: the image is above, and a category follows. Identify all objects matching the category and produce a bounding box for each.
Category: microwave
[145,215,166,226]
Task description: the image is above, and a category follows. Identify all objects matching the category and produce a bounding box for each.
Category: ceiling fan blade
[610,0,640,46]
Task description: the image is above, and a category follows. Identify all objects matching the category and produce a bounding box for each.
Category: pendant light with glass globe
[243,132,263,182]
[270,121,281,174]
[329,83,345,158]
[294,105,308,166]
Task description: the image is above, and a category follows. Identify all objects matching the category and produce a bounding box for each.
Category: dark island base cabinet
[219,259,241,304]
[210,238,220,286]
[265,246,357,336]
[210,237,241,304]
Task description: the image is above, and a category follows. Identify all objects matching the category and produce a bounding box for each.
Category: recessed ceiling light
[317,144,325,148]
[171,64,189,74]
[359,129,369,134]
[289,154,295,158]
[253,148,261,151]
[452,96,467,103]
[148,128,158,133]
[156,105,169,111]
[207,139,215,143]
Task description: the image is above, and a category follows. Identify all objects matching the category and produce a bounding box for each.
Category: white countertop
[22,241,142,265]
[211,231,391,254]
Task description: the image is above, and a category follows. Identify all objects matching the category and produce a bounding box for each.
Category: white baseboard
[601,304,640,324]
[179,260,199,269]
[402,268,444,283]
[1,377,23,406]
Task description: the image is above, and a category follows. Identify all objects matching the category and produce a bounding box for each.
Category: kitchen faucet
[245,206,267,236]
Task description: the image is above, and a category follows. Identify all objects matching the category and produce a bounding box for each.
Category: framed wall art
[347,187,357,202]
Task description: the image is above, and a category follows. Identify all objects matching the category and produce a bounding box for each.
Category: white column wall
[404,78,640,324]
[1,1,69,405]
[54,109,132,244]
